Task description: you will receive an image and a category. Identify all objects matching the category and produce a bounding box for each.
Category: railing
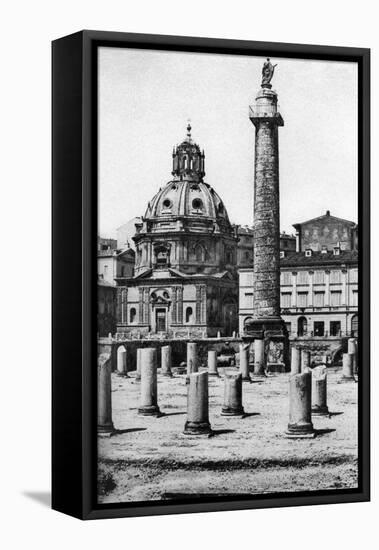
[249,104,280,118]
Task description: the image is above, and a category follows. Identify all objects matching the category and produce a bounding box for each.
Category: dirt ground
[98,367,358,503]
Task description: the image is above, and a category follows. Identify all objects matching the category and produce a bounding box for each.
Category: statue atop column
[261,58,277,88]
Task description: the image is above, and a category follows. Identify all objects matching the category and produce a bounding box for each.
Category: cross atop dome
[186,120,192,140]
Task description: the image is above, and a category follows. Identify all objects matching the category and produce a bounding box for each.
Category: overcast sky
[98,47,357,238]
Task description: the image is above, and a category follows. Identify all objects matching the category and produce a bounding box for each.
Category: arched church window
[130,308,136,323]
[185,307,193,323]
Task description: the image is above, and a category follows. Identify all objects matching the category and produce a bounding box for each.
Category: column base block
[286,423,315,438]
[98,423,115,437]
[138,405,161,416]
[183,421,212,437]
[221,406,245,417]
[312,406,330,416]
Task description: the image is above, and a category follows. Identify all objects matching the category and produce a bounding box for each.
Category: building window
[281,271,292,285]
[285,322,292,335]
[104,265,108,276]
[314,321,325,336]
[314,291,325,307]
[351,315,358,337]
[245,292,254,308]
[330,321,341,336]
[352,290,358,307]
[297,316,307,337]
[281,292,292,308]
[330,270,341,283]
[314,270,325,284]
[162,198,172,209]
[192,198,203,210]
[130,308,136,323]
[297,292,308,307]
[350,269,358,283]
[298,271,308,284]
[330,291,342,307]
[185,307,193,323]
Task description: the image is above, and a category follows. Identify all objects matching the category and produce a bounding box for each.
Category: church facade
[115,125,239,338]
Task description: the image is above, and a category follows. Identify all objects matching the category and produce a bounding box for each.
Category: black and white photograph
[96,46,361,504]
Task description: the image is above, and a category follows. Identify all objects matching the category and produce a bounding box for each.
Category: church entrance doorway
[155,308,167,333]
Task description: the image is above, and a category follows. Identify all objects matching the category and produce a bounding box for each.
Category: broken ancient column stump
[348,338,358,375]
[291,346,301,375]
[207,350,219,377]
[138,348,161,416]
[301,349,311,372]
[311,365,329,416]
[252,339,266,377]
[239,344,251,382]
[161,345,173,377]
[183,371,212,436]
[134,348,142,383]
[187,342,199,375]
[286,371,315,438]
[342,353,355,381]
[98,353,115,436]
[221,372,245,417]
[116,346,129,378]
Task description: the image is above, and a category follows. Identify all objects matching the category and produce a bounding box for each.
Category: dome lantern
[172,123,205,181]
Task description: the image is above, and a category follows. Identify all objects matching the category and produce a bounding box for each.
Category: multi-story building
[239,211,358,361]
[97,237,135,286]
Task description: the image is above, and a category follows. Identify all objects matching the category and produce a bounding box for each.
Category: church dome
[144,123,232,229]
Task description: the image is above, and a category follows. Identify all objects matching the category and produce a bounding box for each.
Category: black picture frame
[52,30,370,520]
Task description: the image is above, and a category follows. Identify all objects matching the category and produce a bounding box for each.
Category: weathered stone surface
[207,350,219,377]
[221,372,244,416]
[183,372,212,436]
[253,339,266,376]
[348,338,358,374]
[138,348,160,416]
[161,345,173,377]
[291,347,301,375]
[286,372,315,437]
[187,342,198,375]
[342,353,354,380]
[301,349,311,372]
[116,346,128,377]
[312,366,329,416]
[98,353,114,435]
[135,347,142,382]
[239,344,251,381]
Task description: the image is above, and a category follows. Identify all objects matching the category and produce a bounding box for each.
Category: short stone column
[207,350,219,377]
[342,353,355,380]
[221,373,244,416]
[291,347,301,375]
[253,339,266,376]
[312,366,329,416]
[134,348,142,383]
[116,346,129,377]
[98,353,114,435]
[239,344,251,382]
[183,372,212,436]
[217,331,221,339]
[286,372,315,438]
[138,348,160,416]
[161,345,173,377]
[301,349,311,372]
[348,338,358,374]
[187,342,198,375]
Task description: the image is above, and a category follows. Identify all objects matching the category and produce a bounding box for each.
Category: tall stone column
[245,60,288,369]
